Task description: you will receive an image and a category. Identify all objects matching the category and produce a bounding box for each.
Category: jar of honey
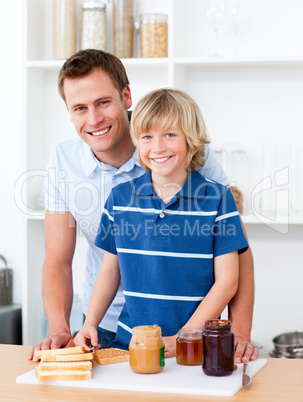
[202,319,234,377]
[129,325,165,374]
[176,328,203,366]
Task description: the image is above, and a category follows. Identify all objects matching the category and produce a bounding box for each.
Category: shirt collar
[84,147,141,177]
[83,145,100,176]
[133,170,207,198]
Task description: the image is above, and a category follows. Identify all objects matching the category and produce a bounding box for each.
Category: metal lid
[140,13,168,23]
[83,1,106,9]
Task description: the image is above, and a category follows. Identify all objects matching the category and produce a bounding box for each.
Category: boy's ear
[123,85,132,109]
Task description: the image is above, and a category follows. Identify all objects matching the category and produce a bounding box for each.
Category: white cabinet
[19,0,303,349]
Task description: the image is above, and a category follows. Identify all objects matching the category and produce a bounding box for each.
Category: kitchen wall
[0,0,302,356]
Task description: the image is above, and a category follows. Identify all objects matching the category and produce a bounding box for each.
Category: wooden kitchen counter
[0,344,302,402]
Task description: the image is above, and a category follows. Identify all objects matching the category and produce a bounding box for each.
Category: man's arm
[28,211,76,361]
[163,251,239,357]
[228,218,259,363]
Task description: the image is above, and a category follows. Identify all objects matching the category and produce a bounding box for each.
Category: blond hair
[131,88,210,171]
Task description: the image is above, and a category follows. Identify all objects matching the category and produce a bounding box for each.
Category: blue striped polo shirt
[94,170,248,349]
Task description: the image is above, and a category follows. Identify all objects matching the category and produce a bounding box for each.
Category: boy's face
[138,122,188,184]
[64,69,132,162]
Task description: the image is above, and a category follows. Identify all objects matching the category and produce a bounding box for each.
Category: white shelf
[242,214,303,225]
[27,55,303,69]
[25,210,45,220]
[173,55,303,67]
[27,57,170,69]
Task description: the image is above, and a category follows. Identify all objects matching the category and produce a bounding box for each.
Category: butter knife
[242,363,251,387]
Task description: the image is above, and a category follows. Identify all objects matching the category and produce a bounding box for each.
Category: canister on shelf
[53,0,77,60]
[129,325,165,374]
[81,1,107,51]
[113,0,134,58]
[176,328,203,366]
[140,14,168,58]
[202,319,235,376]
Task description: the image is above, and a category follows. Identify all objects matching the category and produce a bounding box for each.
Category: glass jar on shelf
[53,0,77,60]
[81,1,107,51]
[113,0,134,58]
[214,142,246,214]
[140,13,168,58]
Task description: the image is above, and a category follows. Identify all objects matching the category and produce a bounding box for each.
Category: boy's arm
[228,218,258,363]
[163,251,239,357]
[74,251,121,349]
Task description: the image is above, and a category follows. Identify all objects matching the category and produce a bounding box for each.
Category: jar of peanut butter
[129,325,165,374]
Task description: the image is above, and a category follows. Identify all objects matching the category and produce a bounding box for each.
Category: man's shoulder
[53,137,87,154]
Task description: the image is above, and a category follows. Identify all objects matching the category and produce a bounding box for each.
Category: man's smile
[88,127,111,136]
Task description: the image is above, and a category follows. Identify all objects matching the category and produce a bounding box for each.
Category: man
[28,50,258,363]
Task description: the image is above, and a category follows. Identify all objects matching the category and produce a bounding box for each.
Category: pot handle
[0,255,10,288]
[290,347,303,354]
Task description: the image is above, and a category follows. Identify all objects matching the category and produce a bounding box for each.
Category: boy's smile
[138,123,188,195]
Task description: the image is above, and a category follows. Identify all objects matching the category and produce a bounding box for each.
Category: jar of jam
[129,325,165,374]
[176,328,203,366]
[202,320,234,377]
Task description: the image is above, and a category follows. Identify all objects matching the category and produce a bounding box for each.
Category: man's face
[64,69,132,162]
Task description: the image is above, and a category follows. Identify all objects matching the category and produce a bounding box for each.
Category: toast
[41,352,94,362]
[37,361,92,371]
[94,348,129,365]
[35,346,85,359]
[35,367,92,381]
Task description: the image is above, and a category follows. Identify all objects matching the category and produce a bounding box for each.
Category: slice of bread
[35,346,85,359]
[94,348,129,365]
[37,361,92,371]
[35,367,92,381]
[41,352,94,362]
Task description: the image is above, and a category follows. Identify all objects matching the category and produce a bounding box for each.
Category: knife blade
[242,363,251,387]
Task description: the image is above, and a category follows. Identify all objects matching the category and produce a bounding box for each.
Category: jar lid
[83,1,106,9]
[178,328,203,339]
[132,325,162,338]
[140,13,168,23]
[205,319,232,329]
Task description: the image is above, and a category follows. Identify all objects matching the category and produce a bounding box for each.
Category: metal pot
[271,331,303,358]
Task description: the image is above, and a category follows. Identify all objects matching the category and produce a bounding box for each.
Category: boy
[74,89,249,356]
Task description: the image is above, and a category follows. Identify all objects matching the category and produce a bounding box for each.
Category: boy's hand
[163,334,178,358]
[74,325,101,351]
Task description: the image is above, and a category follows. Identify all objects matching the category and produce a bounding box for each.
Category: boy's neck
[151,171,188,204]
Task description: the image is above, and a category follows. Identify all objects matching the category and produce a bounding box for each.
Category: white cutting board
[16,358,267,397]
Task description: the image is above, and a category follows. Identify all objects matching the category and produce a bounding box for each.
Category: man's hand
[27,332,74,362]
[163,334,178,358]
[234,336,258,363]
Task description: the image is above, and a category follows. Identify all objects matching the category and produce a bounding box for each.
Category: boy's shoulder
[111,171,148,195]
[191,170,230,197]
